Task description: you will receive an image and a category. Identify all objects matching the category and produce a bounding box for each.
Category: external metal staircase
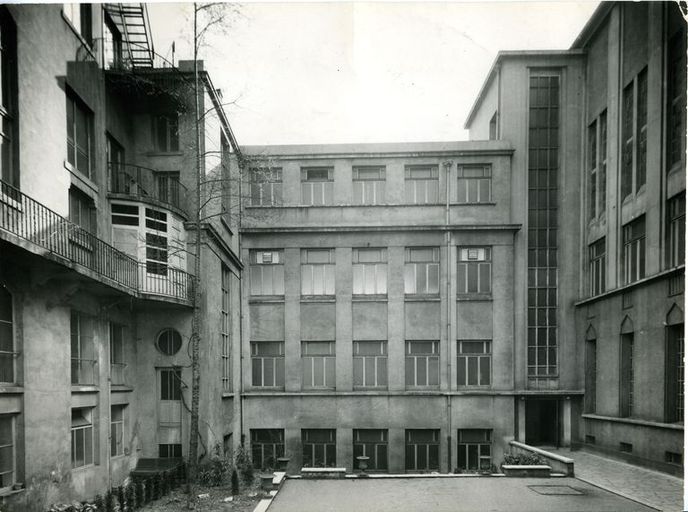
[104,3,155,69]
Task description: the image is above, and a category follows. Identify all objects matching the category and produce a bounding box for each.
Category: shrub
[502,452,546,465]
[125,484,136,511]
[135,481,144,509]
[234,445,254,485]
[197,457,232,487]
[93,495,104,511]
[231,469,239,496]
[105,490,115,512]
[116,486,125,511]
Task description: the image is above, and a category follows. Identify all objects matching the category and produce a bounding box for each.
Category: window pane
[416,358,426,385]
[480,357,491,386]
[326,358,335,387]
[467,357,478,385]
[353,265,364,294]
[378,358,387,386]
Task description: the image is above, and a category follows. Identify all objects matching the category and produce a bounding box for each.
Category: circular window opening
[156,328,182,356]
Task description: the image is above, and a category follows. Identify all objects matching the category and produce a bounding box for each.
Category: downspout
[443,160,453,472]
[237,155,245,446]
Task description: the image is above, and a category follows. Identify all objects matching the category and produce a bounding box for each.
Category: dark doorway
[525,399,559,446]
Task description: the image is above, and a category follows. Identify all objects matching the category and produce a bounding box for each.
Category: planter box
[501,464,551,477]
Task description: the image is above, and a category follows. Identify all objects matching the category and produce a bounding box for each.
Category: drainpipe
[443,160,453,472]
[237,156,245,448]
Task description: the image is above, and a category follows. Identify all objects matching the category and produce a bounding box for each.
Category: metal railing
[0,179,194,304]
[110,362,127,385]
[109,163,188,214]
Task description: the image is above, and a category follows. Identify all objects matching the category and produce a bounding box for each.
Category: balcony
[0,179,194,305]
[109,163,188,216]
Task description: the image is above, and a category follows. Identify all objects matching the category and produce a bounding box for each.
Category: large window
[0,286,13,384]
[457,247,491,295]
[457,341,490,387]
[622,216,645,284]
[302,429,336,468]
[152,115,179,153]
[301,167,333,206]
[620,333,634,418]
[353,341,387,388]
[457,429,492,472]
[221,265,231,391]
[66,91,94,180]
[588,111,607,219]
[64,4,93,46]
[353,248,387,295]
[251,429,284,470]
[0,415,13,489]
[667,193,685,269]
[667,29,686,169]
[405,341,439,388]
[71,407,94,468]
[457,165,491,203]
[589,238,606,296]
[621,69,647,200]
[109,323,125,385]
[0,9,17,189]
[405,165,439,204]
[302,341,335,389]
[404,247,439,295]
[301,249,335,296]
[110,405,125,457]
[250,168,282,206]
[71,311,95,385]
[353,429,388,471]
[405,429,439,471]
[353,166,385,205]
[251,342,284,388]
[250,250,284,296]
[666,324,684,423]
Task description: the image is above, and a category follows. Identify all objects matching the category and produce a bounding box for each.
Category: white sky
[148,1,601,145]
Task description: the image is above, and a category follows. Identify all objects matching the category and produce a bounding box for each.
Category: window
[156,172,181,207]
[250,168,282,206]
[221,265,231,391]
[353,248,387,295]
[64,4,93,46]
[302,341,335,389]
[457,166,491,204]
[667,29,686,169]
[405,429,439,471]
[458,247,491,294]
[0,286,13,383]
[103,14,122,69]
[353,429,388,471]
[251,342,284,388]
[489,112,498,140]
[622,216,645,284]
[353,341,387,388]
[589,238,606,296]
[251,429,284,470]
[145,208,168,276]
[160,367,182,401]
[301,167,333,206]
[111,203,139,226]
[302,429,336,468]
[621,69,647,200]
[667,193,685,269]
[159,444,182,458]
[585,338,597,413]
[110,405,125,457]
[301,249,335,296]
[457,429,492,472]
[457,341,491,387]
[666,324,684,423]
[405,341,439,388]
[109,323,125,385]
[620,333,634,417]
[405,165,439,204]
[250,250,284,296]
[0,416,13,489]
[71,408,94,468]
[0,9,17,189]
[71,311,95,385]
[588,111,607,219]
[404,247,439,295]
[352,166,385,205]
[66,91,94,179]
[69,187,96,235]
[152,115,179,153]
[156,328,182,356]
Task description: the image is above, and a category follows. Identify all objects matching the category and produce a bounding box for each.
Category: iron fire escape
[104,3,155,69]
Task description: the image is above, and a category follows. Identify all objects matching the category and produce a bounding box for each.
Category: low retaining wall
[508,441,575,476]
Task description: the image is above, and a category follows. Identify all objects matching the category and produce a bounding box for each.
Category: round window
[156,328,182,356]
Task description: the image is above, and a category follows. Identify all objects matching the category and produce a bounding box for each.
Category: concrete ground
[266,476,658,512]
[550,448,685,512]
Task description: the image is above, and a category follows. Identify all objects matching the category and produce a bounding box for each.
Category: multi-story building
[0,4,241,509]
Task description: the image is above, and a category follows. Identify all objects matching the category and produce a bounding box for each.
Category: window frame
[667,193,685,269]
[301,249,335,296]
[249,250,285,297]
[0,286,15,385]
[457,429,492,472]
[250,341,285,388]
[404,247,440,296]
[302,429,336,468]
[353,429,388,472]
[456,165,492,204]
[250,167,283,206]
[405,340,440,388]
[71,407,94,469]
[588,238,606,297]
[457,247,492,295]
[110,405,125,458]
[619,333,634,418]
[353,341,387,389]
[251,429,285,470]
[221,265,231,391]
[70,311,96,386]
[457,340,491,387]
[587,110,607,220]
[66,90,95,180]
[622,216,646,285]
[0,9,18,189]
[404,165,439,205]
[0,414,14,490]
[621,69,648,201]
[151,114,180,153]
[301,341,336,389]
[301,167,334,206]
[352,166,386,205]
[109,322,125,385]
[405,429,439,472]
[352,248,387,296]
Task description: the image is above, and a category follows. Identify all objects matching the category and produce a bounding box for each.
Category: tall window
[103,13,122,69]
[302,341,335,389]
[489,112,498,140]
[667,29,686,169]
[667,193,685,268]
[221,265,231,391]
[353,166,385,205]
[588,111,607,219]
[71,311,95,385]
[66,91,94,180]
[71,407,94,468]
[109,323,125,385]
[0,9,17,188]
[405,165,439,204]
[0,415,13,489]
[353,248,387,295]
[301,167,333,206]
[251,429,284,470]
[353,429,388,471]
[152,115,179,153]
[301,249,335,296]
[145,208,168,276]
[0,286,13,384]
[405,429,439,471]
[69,187,96,235]
[457,429,492,472]
[64,4,93,46]
[458,247,491,295]
[155,172,181,207]
[251,342,284,388]
[353,341,387,388]
[620,333,634,418]
[585,338,597,413]
[405,341,439,388]
[457,166,491,204]
[160,367,182,400]
[110,405,125,457]
[621,69,648,200]
[302,429,336,468]
[666,324,684,423]
[250,168,282,206]
[457,341,491,387]
[404,247,439,295]
[250,250,284,296]
[622,216,645,284]
[589,238,606,296]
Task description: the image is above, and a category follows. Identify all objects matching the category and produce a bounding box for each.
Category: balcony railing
[0,179,194,304]
[110,362,127,386]
[109,163,188,214]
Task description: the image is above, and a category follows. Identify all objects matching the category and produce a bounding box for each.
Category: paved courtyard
[266,476,658,512]
[550,449,684,512]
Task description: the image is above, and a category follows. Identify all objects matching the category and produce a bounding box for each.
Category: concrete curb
[574,475,662,511]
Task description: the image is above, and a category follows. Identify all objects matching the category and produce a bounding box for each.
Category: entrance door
[157,367,182,457]
[525,399,559,447]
